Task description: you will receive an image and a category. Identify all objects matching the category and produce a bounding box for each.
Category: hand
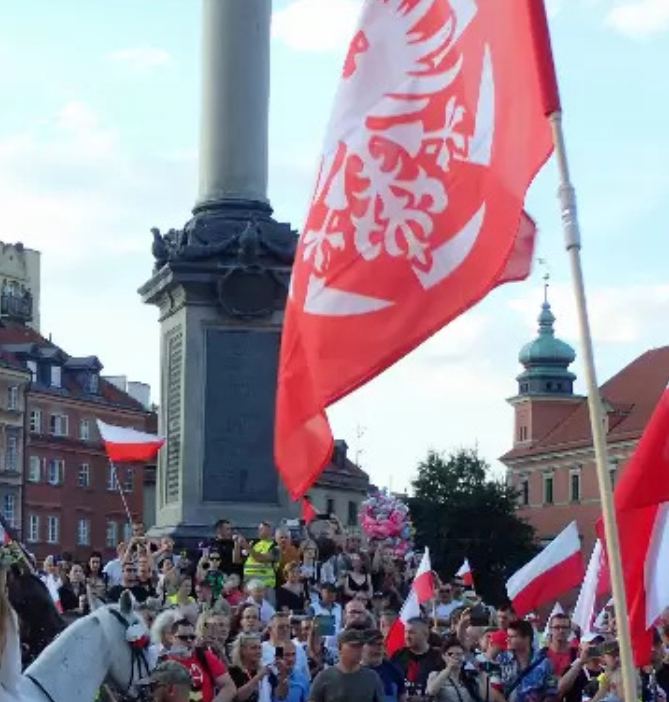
[598,674,611,694]
[256,666,271,680]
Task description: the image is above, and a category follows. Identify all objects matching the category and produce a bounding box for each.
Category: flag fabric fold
[603,385,669,666]
[572,539,608,637]
[275,0,555,499]
[506,521,584,617]
[386,549,434,656]
[96,420,165,464]
[300,498,317,525]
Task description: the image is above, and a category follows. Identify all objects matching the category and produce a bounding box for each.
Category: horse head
[97,591,156,699]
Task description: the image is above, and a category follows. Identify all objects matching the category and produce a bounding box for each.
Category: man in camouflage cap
[138,660,192,702]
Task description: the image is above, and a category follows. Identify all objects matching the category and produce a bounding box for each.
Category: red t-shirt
[547,647,574,676]
[169,650,227,702]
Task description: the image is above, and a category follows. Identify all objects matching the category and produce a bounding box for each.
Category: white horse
[1,590,157,702]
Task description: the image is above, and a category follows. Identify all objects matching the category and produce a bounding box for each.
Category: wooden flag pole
[549,111,637,702]
[109,460,133,526]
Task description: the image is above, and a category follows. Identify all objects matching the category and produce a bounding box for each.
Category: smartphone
[316,614,335,637]
[275,646,284,660]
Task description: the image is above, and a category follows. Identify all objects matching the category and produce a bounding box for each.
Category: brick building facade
[501,296,669,555]
[0,320,156,562]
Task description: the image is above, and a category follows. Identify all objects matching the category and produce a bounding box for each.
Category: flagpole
[549,111,637,702]
[110,460,133,526]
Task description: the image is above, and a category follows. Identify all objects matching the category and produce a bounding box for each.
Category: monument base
[140,201,299,536]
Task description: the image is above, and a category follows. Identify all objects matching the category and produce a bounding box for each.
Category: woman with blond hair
[228,633,272,702]
[196,609,232,662]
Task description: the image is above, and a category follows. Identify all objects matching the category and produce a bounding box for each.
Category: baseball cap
[138,661,192,688]
[489,630,508,647]
[582,632,605,644]
[338,629,367,647]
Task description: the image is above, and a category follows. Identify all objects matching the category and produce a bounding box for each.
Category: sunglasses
[177,634,196,641]
[209,556,221,561]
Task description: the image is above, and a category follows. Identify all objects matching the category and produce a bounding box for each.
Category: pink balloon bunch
[359,491,414,558]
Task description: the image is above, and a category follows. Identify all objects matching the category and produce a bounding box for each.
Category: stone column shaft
[197,0,271,208]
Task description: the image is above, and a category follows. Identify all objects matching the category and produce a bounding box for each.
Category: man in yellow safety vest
[237,521,280,604]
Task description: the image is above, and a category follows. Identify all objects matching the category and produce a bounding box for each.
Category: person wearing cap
[310,629,385,702]
[591,641,626,702]
[139,660,193,702]
[362,629,406,702]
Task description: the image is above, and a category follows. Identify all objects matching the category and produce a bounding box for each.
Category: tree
[408,447,537,604]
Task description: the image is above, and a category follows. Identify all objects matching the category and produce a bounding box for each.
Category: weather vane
[537,257,550,303]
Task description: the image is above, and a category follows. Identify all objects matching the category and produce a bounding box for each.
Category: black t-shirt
[656,664,669,696]
[107,584,151,603]
[209,537,240,576]
[276,584,308,613]
[391,647,444,698]
[228,666,277,702]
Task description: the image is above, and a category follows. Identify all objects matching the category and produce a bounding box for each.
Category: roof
[0,320,147,413]
[316,441,370,492]
[501,346,669,462]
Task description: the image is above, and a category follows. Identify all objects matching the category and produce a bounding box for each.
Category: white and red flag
[456,558,474,587]
[96,420,165,463]
[300,497,318,525]
[572,539,611,637]
[386,548,434,656]
[603,385,669,666]
[274,0,557,499]
[506,521,584,617]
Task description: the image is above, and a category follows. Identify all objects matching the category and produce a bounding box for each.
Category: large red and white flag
[274,0,557,498]
[456,558,474,587]
[96,420,165,464]
[386,549,434,655]
[606,385,669,666]
[506,521,584,617]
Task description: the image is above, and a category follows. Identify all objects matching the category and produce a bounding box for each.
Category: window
[7,386,18,411]
[3,494,16,527]
[543,474,554,505]
[518,426,528,442]
[79,420,90,441]
[87,374,99,394]
[47,459,64,486]
[47,516,60,544]
[50,365,62,388]
[347,500,358,527]
[26,360,37,383]
[27,514,39,543]
[123,522,133,542]
[123,468,134,493]
[520,478,530,506]
[106,521,118,548]
[570,469,581,503]
[28,456,41,482]
[4,433,18,472]
[49,414,68,437]
[326,497,335,516]
[609,459,619,486]
[78,463,90,488]
[107,464,119,491]
[77,518,91,546]
[29,409,42,433]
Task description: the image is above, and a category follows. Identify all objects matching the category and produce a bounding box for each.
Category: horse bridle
[26,608,151,702]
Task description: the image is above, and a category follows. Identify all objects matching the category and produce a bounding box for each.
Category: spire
[516,285,576,397]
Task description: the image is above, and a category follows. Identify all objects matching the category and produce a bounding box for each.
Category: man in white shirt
[262,612,310,680]
[246,579,276,626]
[434,583,463,622]
[102,541,127,588]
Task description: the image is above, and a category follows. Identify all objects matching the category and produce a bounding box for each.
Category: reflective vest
[243,539,277,588]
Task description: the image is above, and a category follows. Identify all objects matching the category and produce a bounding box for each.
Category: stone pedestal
[140,1,300,542]
[140,203,299,541]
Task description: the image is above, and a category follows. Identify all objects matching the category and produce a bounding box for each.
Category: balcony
[0,290,33,323]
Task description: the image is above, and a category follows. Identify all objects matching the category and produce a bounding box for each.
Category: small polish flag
[456,558,474,587]
[96,420,165,463]
[506,521,584,617]
[386,549,434,656]
[44,577,63,614]
[0,523,12,546]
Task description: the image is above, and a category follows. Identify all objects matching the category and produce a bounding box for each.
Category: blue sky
[0,0,667,491]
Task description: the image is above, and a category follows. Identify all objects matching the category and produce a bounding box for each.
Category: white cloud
[272,0,361,52]
[107,46,171,69]
[606,0,669,37]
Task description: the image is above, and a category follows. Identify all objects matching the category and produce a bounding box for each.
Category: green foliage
[409,448,538,604]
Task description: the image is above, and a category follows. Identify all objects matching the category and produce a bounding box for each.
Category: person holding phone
[271,640,310,702]
[262,613,311,681]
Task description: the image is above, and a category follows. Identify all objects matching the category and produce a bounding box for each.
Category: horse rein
[26,608,151,702]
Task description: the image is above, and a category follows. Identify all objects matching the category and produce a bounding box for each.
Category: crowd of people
[30,516,669,702]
